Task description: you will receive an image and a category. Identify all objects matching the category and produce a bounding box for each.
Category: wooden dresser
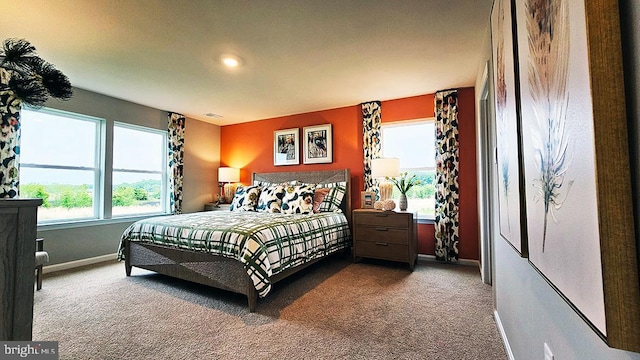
[352,209,417,270]
[0,198,42,341]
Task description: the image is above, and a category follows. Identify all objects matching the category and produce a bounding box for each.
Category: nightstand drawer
[354,226,410,245]
[353,211,409,228]
[352,209,417,270]
[355,241,409,262]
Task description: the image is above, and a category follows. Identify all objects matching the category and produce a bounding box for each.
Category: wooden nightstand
[352,209,417,270]
[204,203,231,211]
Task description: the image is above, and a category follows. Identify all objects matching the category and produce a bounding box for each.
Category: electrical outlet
[544,343,554,360]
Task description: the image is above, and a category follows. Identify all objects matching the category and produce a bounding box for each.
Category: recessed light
[220,54,241,68]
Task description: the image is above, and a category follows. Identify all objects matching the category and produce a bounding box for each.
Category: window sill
[37,213,169,231]
[417,216,435,225]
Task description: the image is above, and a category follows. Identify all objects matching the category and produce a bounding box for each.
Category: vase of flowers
[398,193,408,212]
[386,172,420,211]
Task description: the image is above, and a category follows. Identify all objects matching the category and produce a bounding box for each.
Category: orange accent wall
[381,93,435,122]
[220,87,479,260]
[455,88,479,260]
[220,105,364,209]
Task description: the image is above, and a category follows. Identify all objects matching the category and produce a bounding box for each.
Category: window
[381,119,436,218]
[19,107,169,224]
[20,108,102,223]
[112,123,167,216]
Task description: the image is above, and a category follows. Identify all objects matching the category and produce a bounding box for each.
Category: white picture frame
[303,124,332,164]
[274,128,299,166]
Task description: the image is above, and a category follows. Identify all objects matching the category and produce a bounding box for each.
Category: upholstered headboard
[252,169,352,223]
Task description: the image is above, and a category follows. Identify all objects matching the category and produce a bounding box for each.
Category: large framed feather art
[512,0,640,351]
[491,0,528,257]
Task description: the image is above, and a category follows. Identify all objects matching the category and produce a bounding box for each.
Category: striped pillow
[316,182,346,213]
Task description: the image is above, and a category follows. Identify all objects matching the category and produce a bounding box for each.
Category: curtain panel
[0,68,22,198]
[434,90,460,262]
[361,101,382,195]
[168,112,185,214]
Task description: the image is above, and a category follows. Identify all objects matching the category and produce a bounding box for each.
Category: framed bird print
[303,124,332,164]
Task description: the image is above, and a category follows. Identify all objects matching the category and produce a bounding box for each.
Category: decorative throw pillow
[317,181,347,213]
[281,184,316,214]
[256,184,286,213]
[312,188,330,213]
[230,185,261,212]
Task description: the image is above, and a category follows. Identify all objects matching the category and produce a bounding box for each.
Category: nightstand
[352,209,417,270]
[204,203,231,211]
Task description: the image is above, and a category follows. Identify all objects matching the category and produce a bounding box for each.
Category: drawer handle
[375,213,389,217]
[375,242,388,246]
[375,227,388,232]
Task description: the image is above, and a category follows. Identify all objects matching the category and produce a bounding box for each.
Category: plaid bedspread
[117,211,351,297]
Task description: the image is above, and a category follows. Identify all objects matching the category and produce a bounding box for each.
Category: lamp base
[379,182,393,201]
[223,183,237,203]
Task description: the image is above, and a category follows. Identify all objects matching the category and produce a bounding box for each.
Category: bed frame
[123,169,351,312]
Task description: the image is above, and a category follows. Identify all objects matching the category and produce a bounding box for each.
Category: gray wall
[478,1,640,358]
[36,88,220,265]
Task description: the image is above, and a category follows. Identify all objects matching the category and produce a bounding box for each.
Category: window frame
[381,117,436,220]
[111,121,169,217]
[19,106,104,224]
[19,107,171,227]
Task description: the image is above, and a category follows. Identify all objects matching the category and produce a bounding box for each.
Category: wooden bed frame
[123,169,351,312]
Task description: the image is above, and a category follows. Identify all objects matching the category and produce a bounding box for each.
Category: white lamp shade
[218,167,240,182]
[371,158,400,178]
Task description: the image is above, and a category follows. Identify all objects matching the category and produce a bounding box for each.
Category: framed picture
[303,124,332,164]
[491,0,527,257]
[360,191,375,209]
[514,0,640,351]
[274,128,299,166]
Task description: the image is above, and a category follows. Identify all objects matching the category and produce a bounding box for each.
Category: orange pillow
[312,188,330,213]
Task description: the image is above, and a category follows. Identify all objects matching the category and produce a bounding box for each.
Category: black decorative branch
[0,38,72,107]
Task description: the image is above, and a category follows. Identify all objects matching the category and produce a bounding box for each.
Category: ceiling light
[205,113,223,119]
[220,55,241,68]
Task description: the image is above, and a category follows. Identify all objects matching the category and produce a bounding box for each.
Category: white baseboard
[418,254,479,267]
[47,253,478,273]
[494,310,515,360]
[43,253,118,274]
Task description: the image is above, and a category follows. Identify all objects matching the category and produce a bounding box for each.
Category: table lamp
[218,167,240,203]
[371,158,400,201]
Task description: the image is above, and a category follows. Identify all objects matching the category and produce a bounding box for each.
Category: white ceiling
[2,0,493,125]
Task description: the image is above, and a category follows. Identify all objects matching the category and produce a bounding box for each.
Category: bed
[118,169,352,312]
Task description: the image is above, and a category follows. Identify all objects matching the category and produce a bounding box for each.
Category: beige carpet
[33,256,507,359]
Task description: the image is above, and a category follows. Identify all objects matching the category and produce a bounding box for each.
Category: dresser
[352,209,417,270]
[0,198,42,341]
